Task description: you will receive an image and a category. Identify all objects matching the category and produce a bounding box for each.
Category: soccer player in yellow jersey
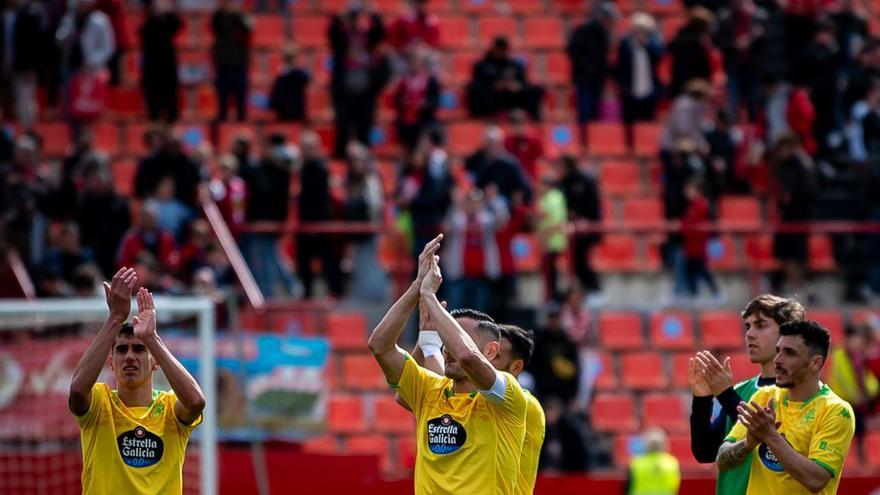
[68,268,206,495]
[368,235,529,495]
[717,320,855,495]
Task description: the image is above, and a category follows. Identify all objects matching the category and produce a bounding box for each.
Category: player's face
[774,335,818,388]
[111,335,156,388]
[491,337,523,376]
[744,313,780,364]
[444,318,499,381]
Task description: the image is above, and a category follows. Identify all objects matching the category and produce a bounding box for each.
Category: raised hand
[416,234,443,284]
[738,399,780,445]
[688,355,712,397]
[420,254,443,295]
[103,267,138,320]
[695,350,734,396]
[132,288,158,340]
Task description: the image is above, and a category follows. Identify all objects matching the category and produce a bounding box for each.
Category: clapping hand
[695,351,734,396]
[104,268,137,320]
[132,288,158,341]
[738,399,781,446]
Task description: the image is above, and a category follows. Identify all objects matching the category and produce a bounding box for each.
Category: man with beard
[717,321,855,494]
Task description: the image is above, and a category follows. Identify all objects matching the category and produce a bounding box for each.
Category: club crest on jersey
[118,426,164,467]
[758,442,785,472]
[427,414,467,455]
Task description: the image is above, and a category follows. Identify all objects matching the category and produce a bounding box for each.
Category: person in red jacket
[387,0,440,53]
[116,200,179,274]
[679,179,719,298]
[504,109,544,183]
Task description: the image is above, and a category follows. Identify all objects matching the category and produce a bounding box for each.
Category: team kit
[70,237,854,494]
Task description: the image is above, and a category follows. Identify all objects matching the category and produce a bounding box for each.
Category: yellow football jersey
[725,384,855,495]
[517,391,546,495]
[394,354,528,495]
[75,383,201,495]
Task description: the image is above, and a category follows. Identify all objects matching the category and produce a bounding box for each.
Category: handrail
[201,197,266,310]
[7,250,35,300]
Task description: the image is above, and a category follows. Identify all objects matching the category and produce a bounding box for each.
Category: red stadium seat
[587,123,627,156]
[728,352,755,383]
[669,434,712,471]
[477,17,519,47]
[107,87,145,119]
[345,434,392,472]
[544,124,579,155]
[327,395,366,433]
[650,311,695,350]
[808,235,836,271]
[524,17,563,49]
[633,123,662,157]
[301,435,338,454]
[622,198,664,227]
[591,235,640,272]
[599,160,642,197]
[699,310,744,350]
[592,351,618,390]
[326,313,368,351]
[592,393,638,433]
[598,312,644,350]
[807,310,844,345]
[552,0,589,13]
[707,234,742,271]
[341,353,387,390]
[512,234,542,273]
[292,16,328,48]
[253,15,286,48]
[508,0,547,14]
[33,122,71,156]
[373,395,416,434]
[642,393,688,433]
[447,50,482,85]
[744,234,780,271]
[438,16,472,49]
[217,123,255,154]
[866,432,880,468]
[92,122,120,155]
[112,159,138,197]
[545,52,570,85]
[447,121,485,155]
[621,352,668,390]
[670,352,691,388]
[718,196,763,230]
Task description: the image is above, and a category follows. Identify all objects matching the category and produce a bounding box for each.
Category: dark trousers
[542,251,564,302]
[575,84,602,124]
[108,50,123,86]
[144,83,179,122]
[572,235,600,292]
[333,90,377,157]
[468,83,544,121]
[622,94,656,147]
[683,257,718,296]
[216,68,248,122]
[296,233,343,298]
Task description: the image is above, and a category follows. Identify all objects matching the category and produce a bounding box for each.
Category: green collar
[444,386,479,399]
[112,389,160,409]
[784,383,829,408]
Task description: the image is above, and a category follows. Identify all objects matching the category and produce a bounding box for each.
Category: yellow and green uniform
[517,391,546,494]
[75,383,201,495]
[716,376,770,495]
[393,353,528,495]
[724,384,855,495]
[628,451,681,495]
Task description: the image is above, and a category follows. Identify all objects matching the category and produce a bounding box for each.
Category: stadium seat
[621,198,664,227]
[544,124,579,155]
[373,395,416,434]
[508,0,547,14]
[545,52,570,85]
[218,123,255,155]
[599,160,642,197]
[345,434,392,473]
[633,123,662,157]
[744,234,780,271]
[728,352,755,383]
[592,393,638,433]
[718,196,763,230]
[642,393,688,433]
[292,16,328,48]
[447,50,482,85]
[587,123,627,156]
[341,354,387,390]
[808,235,836,271]
[669,434,712,471]
[866,432,880,468]
[112,159,138,197]
[524,17,563,49]
[591,351,618,390]
[650,311,695,350]
[621,352,668,390]
[851,309,880,327]
[301,435,338,454]
[707,235,742,271]
[591,235,640,272]
[670,352,692,388]
[33,122,71,156]
[447,121,485,155]
[395,435,418,470]
[477,17,519,47]
[598,312,644,350]
[326,313,367,351]
[807,310,844,345]
[107,87,145,119]
[551,0,589,13]
[459,0,494,13]
[612,433,637,466]
[327,395,366,433]
[699,310,744,350]
[91,122,120,156]
[438,16,473,50]
[511,234,542,273]
[645,0,685,15]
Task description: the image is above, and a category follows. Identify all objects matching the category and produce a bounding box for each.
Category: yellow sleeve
[75,383,107,429]
[809,403,856,478]
[167,392,203,433]
[393,353,446,417]
[487,372,528,425]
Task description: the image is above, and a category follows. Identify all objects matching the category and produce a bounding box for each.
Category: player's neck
[116,383,154,408]
[453,378,477,395]
[759,360,775,379]
[786,378,821,402]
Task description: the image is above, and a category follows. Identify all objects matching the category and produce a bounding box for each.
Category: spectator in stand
[328,4,390,158]
[37,222,94,290]
[209,153,247,237]
[539,397,592,472]
[116,199,179,273]
[771,133,818,296]
[211,0,251,122]
[846,79,880,161]
[95,0,129,86]
[504,109,544,182]
[178,219,213,284]
[132,250,184,294]
[536,172,568,302]
[0,135,49,265]
[844,41,880,113]
[566,2,619,126]
[268,45,310,122]
[467,36,544,121]
[150,176,192,242]
[239,133,299,297]
[529,303,581,407]
[465,126,533,205]
[759,73,817,155]
[387,0,439,54]
[678,179,720,298]
[558,155,602,296]
[0,0,45,129]
[134,130,202,209]
[442,186,508,313]
[827,323,879,460]
[715,0,769,120]
[830,0,868,76]
[704,109,739,198]
[57,127,98,210]
[74,155,130,278]
[782,0,832,64]
[394,47,440,152]
[297,130,343,299]
[615,12,663,148]
[667,7,714,97]
[140,0,182,122]
[795,20,843,155]
[492,186,528,324]
[343,141,388,301]
[56,0,115,82]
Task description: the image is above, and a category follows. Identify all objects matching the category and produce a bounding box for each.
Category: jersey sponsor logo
[427,414,467,455]
[758,442,785,472]
[118,426,164,467]
[802,409,816,425]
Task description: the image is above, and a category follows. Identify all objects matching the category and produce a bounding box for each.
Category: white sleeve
[478,369,508,403]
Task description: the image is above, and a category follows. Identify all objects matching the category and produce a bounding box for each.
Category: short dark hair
[450,308,500,342]
[118,322,134,337]
[498,324,535,367]
[741,294,806,325]
[779,320,831,361]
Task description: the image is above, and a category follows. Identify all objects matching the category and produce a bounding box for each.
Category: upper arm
[808,405,856,480]
[71,383,103,428]
[374,345,408,386]
[68,386,93,417]
[461,351,501,391]
[174,395,204,427]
